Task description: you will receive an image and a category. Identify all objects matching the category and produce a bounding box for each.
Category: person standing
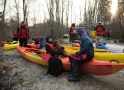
[107,29,111,38]
[17,21,30,47]
[94,22,105,46]
[69,23,76,42]
[68,28,94,82]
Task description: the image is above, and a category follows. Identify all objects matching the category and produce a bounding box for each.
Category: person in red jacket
[17,21,30,47]
[12,30,18,41]
[32,36,45,48]
[69,23,76,42]
[107,29,111,38]
[94,22,105,46]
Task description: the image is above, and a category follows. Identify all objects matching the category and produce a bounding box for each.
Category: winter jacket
[94,25,105,36]
[17,24,29,38]
[75,28,94,59]
[69,26,76,34]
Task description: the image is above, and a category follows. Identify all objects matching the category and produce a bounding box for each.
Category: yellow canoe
[3,41,19,50]
[64,46,124,63]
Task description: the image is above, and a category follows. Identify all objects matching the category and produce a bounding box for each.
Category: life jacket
[108,30,111,35]
[45,43,55,51]
[13,31,18,37]
[37,36,42,41]
[70,39,91,60]
[95,26,104,36]
[70,27,76,34]
[18,24,29,38]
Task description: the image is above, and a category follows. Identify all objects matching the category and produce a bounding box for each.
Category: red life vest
[37,36,42,41]
[108,30,111,35]
[45,43,55,51]
[95,26,104,36]
[18,24,29,38]
[70,27,76,34]
[13,31,18,37]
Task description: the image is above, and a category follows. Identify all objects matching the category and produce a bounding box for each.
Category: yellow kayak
[64,46,124,63]
[3,41,19,50]
[91,30,96,37]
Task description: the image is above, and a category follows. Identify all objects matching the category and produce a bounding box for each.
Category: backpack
[46,57,63,77]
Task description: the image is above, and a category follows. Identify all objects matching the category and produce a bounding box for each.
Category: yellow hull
[64,46,124,63]
[3,41,19,50]
[16,46,124,75]
[91,30,96,37]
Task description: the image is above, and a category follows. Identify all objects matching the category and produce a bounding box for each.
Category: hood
[76,28,85,36]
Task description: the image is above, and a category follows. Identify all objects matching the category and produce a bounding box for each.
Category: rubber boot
[68,57,73,78]
[68,60,81,82]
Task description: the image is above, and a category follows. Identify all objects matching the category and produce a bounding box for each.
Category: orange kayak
[27,43,40,49]
[16,46,124,75]
[1,41,8,46]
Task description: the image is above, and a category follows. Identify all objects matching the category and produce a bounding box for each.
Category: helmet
[71,23,75,27]
[98,22,102,25]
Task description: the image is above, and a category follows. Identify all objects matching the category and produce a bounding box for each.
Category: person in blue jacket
[68,28,94,82]
[32,36,44,49]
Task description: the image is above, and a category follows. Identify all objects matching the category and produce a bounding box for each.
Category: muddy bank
[0,47,124,90]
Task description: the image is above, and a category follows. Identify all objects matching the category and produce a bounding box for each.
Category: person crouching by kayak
[12,30,18,41]
[45,36,58,57]
[32,36,45,49]
[45,36,67,57]
[68,28,94,82]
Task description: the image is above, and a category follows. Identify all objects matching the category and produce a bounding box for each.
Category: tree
[0,0,7,41]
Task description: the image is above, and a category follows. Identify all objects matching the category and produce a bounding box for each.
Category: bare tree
[0,0,7,41]
[22,0,35,24]
[14,0,20,24]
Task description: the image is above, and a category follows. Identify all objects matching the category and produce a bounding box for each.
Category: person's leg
[99,36,103,44]
[68,58,81,82]
[19,38,23,46]
[95,35,99,46]
[23,38,28,47]
[71,34,75,43]
[80,57,93,64]
[70,34,72,42]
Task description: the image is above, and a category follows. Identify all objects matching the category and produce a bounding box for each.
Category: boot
[68,57,73,78]
[68,60,81,82]
[68,76,80,82]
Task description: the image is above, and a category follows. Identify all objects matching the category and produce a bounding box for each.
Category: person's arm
[69,27,72,33]
[76,38,91,56]
[102,26,106,31]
